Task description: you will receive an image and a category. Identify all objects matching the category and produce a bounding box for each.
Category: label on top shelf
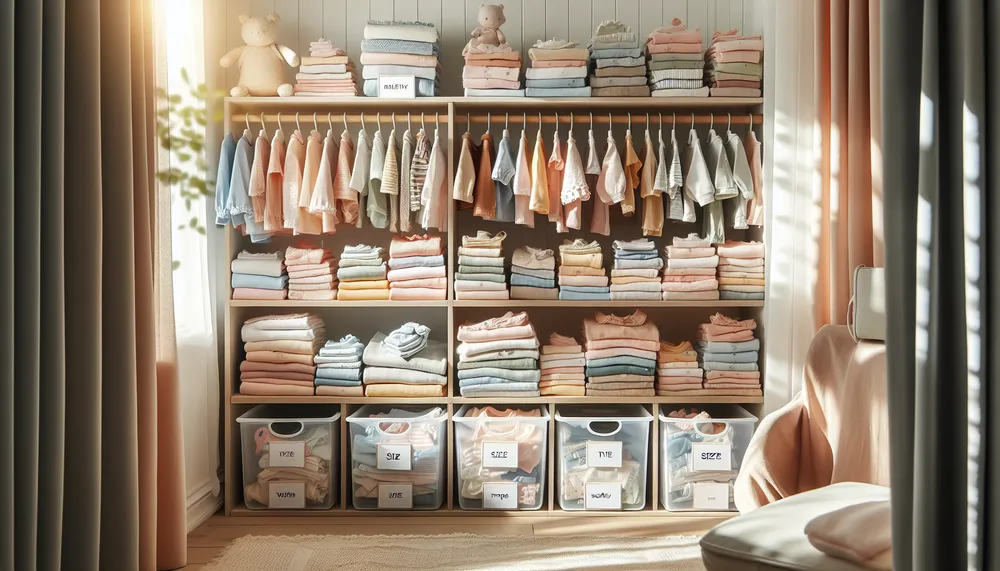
[378,483,414,509]
[378,75,416,99]
[586,441,623,468]
[483,482,519,509]
[691,443,731,472]
[268,482,306,509]
[584,483,622,510]
[692,483,731,510]
[268,441,305,468]
[377,443,413,470]
[482,441,519,469]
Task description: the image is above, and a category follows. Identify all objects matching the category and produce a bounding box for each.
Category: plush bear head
[239,13,281,48]
[478,4,506,30]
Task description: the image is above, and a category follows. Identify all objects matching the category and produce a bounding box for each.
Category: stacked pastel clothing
[539,333,585,397]
[610,239,662,301]
[293,39,358,97]
[361,21,441,97]
[457,312,541,398]
[705,28,763,97]
[455,231,509,300]
[231,251,287,300]
[695,313,762,397]
[645,20,709,98]
[587,21,649,97]
[524,39,592,97]
[285,246,337,301]
[717,241,765,300]
[655,341,704,396]
[336,245,389,301]
[463,44,524,97]
[387,234,446,301]
[557,239,609,301]
[314,335,365,397]
[239,314,325,396]
[361,323,448,397]
[662,234,720,301]
[510,246,558,300]
[583,310,658,396]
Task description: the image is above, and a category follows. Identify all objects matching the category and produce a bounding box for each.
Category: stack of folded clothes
[717,241,765,300]
[510,246,557,300]
[539,333,585,396]
[645,19,708,97]
[661,234,719,301]
[456,312,541,398]
[463,44,524,97]
[314,335,365,397]
[293,38,358,97]
[231,250,287,300]
[695,313,762,397]
[361,323,448,397]
[588,21,649,97]
[655,341,704,396]
[361,21,441,97]
[240,314,325,396]
[610,238,662,300]
[583,310,658,396]
[705,28,763,97]
[387,234,446,301]
[557,239,609,301]
[337,245,389,301]
[455,231,509,300]
[285,246,337,301]
[525,39,592,97]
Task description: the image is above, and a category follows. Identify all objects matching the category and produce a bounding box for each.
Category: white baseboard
[187,488,223,532]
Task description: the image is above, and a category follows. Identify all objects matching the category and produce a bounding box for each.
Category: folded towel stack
[387,234,446,300]
[610,238,662,301]
[239,313,325,396]
[361,21,441,97]
[539,333,585,396]
[457,312,541,398]
[336,245,389,301]
[455,231,509,300]
[524,38,592,97]
[705,28,763,97]
[231,250,287,300]
[587,21,650,97]
[510,246,557,300]
[361,324,448,397]
[695,313,762,397]
[582,310,658,396]
[645,19,709,98]
[661,233,720,301]
[463,44,525,97]
[293,38,358,97]
[285,246,337,301]
[314,335,365,396]
[655,341,704,396]
[557,239,609,301]
[716,240,765,300]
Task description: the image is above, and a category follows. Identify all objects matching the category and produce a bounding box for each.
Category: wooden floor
[183,511,726,570]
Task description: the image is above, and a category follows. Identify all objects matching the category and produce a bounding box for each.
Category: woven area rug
[203,533,707,571]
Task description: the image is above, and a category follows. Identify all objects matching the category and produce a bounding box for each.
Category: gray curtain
[0,0,187,569]
[883,0,1000,569]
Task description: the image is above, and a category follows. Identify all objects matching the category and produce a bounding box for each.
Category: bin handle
[586,420,622,437]
[267,420,305,439]
[376,421,412,436]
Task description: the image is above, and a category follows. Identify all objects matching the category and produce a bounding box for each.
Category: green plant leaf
[180,68,189,83]
[172,260,181,270]
[195,226,206,235]
[177,152,192,162]
[184,198,192,210]
[168,94,182,104]
[189,216,198,227]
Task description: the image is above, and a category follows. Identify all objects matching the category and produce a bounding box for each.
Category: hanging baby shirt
[724,130,754,230]
[664,128,689,222]
[215,133,237,225]
[529,130,549,215]
[547,132,567,233]
[367,129,389,229]
[622,132,641,216]
[309,128,340,233]
[420,129,448,231]
[492,129,517,223]
[640,130,663,236]
[702,128,736,244]
[682,129,715,232]
[228,134,271,242]
[473,132,497,219]
[296,130,324,235]
[282,130,306,230]
[410,128,430,219]
[592,131,626,236]
[247,131,270,226]
[453,130,476,204]
[513,129,534,227]
[399,129,415,232]
[334,130,357,226]
[348,128,371,228]
[383,128,401,232]
[745,131,764,227]
[561,131,590,231]
[264,128,285,232]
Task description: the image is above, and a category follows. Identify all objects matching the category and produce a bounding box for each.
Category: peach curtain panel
[814,0,884,328]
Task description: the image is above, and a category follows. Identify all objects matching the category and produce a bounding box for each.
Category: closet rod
[230,113,450,124]
[465,114,761,125]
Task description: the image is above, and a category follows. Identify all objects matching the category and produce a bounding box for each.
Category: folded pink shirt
[389,277,447,289]
[288,290,336,301]
[233,287,287,300]
[647,42,703,54]
[661,279,719,292]
[386,266,446,281]
[585,338,660,352]
[388,288,446,301]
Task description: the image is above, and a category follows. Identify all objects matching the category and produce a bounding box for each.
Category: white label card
[482,441,519,469]
[691,443,732,472]
[692,483,731,510]
[378,483,413,509]
[268,482,306,509]
[377,443,412,471]
[586,441,623,468]
[584,483,622,510]
[482,482,519,509]
[378,75,416,99]
[268,441,305,468]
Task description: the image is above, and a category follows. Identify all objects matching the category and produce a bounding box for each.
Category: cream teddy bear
[470,4,507,47]
[220,13,299,97]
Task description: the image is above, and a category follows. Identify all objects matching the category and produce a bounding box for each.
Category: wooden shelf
[229,299,448,308]
[453,300,764,308]
[231,395,449,405]
[231,395,761,406]
[227,96,762,111]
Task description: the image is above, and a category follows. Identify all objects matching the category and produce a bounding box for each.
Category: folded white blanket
[362,65,438,81]
[231,258,285,277]
[458,337,540,358]
[364,21,439,44]
[243,313,323,331]
[666,255,720,269]
[241,327,325,343]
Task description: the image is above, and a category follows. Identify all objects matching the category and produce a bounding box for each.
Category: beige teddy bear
[220,13,299,97]
[470,4,507,47]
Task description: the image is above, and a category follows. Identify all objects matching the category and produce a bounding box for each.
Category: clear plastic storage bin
[555,405,653,511]
[453,405,549,510]
[346,405,448,510]
[237,405,341,510]
[659,405,757,511]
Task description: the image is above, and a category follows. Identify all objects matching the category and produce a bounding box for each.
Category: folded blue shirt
[586,356,657,369]
[231,273,288,290]
[456,368,541,383]
[696,339,760,353]
[314,378,362,387]
[701,351,759,364]
[702,361,759,372]
[560,285,611,294]
[559,291,609,301]
[315,367,362,381]
[510,274,556,289]
[586,364,655,377]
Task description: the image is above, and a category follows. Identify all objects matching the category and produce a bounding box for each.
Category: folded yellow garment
[243,339,321,355]
[315,385,364,396]
[337,288,390,301]
[561,252,604,268]
[540,385,586,396]
[718,277,766,286]
[364,384,446,397]
[338,279,390,290]
[558,265,606,276]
